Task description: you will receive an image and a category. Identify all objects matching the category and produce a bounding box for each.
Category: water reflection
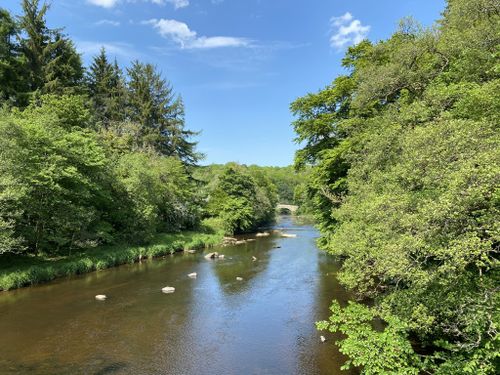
[0,216,356,374]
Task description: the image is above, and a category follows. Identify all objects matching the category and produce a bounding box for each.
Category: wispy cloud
[163,0,189,9]
[330,12,370,49]
[87,0,189,9]
[87,0,119,8]
[76,41,139,59]
[145,18,251,49]
[95,19,121,26]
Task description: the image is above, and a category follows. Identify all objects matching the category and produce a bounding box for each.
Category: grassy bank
[0,228,224,292]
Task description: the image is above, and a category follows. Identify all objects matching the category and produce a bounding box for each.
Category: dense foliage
[0,1,281,257]
[195,164,308,204]
[0,2,218,257]
[195,164,279,234]
[293,0,499,373]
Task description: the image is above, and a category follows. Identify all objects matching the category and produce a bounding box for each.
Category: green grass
[0,228,224,292]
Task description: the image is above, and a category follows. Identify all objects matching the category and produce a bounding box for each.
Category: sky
[3,0,446,166]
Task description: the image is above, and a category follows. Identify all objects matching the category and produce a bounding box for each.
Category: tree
[0,97,110,254]
[0,8,28,106]
[205,164,277,235]
[127,61,201,164]
[42,31,84,94]
[113,153,200,241]
[19,0,83,96]
[293,0,500,372]
[86,48,127,127]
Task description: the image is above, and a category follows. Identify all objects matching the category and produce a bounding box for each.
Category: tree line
[0,0,302,257]
[292,0,499,373]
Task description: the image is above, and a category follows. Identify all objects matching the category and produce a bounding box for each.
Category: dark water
[0,217,355,375]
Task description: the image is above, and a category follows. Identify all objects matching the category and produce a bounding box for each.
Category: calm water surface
[0,216,355,375]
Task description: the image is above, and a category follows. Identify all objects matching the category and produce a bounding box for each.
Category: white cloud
[145,18,251,49]
[163,0,189,9]
[87,0,119,8]
[330,12,370,49]
[87,0,189,9]
[95,19,121,26]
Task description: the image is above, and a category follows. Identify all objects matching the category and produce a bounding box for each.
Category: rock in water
[188,272,197,278]
[320,335,326,343]
[161,286,175,294]
[218,254,225,259]
[204,252,218,259]
[252,256,257,261]
[281,233,297,238]
[256,232,270,237]
[236,277,243,281]
[186,249,197,254]
[95,295,107,301]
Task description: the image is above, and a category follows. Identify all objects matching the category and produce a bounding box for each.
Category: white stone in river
[252,256,257,261]
[161,286,176,294]
[218,254,225,259]
[188,272,197,278]
[281,233,297,238]
[95,295,107,301]
[236,277,243,281]
[320,335,326,343]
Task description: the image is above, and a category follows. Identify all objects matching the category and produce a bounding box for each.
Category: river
[0,216,355,375]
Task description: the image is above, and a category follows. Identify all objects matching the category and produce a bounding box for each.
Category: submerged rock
[235,240,247,245]
[252,256,257,261]
[320,335,326,343]
[218,254,225,259]
[95,294,107,301]
[186,249,197,254]
[281,233,297,238]
[161,286,175,294]
[188,272,197,278]
[236,277,243,281]
[246,239,256,242]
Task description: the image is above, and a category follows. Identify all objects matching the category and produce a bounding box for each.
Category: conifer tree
[127,61,201,164]
[19,0,83,96]
[87,48,116,127]
[0,8,27,105]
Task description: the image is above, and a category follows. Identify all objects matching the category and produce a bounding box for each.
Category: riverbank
[0,229,224,292]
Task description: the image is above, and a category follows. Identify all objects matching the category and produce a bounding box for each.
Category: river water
[0,216,355,375]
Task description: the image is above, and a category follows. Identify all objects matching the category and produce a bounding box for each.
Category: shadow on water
[0,216,357,374]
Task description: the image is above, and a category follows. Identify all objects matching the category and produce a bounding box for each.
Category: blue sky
[4,0,445,166]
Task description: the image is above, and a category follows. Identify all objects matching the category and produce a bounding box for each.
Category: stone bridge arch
[276,204,299,215]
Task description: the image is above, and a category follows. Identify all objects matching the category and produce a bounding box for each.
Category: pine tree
[109,58,128,122]
[87,49,128,127]
[126,61,201,164]
[87,47,114,126]
[43,32,83,94]
[19,0,83,96]
[0,8,28,106]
